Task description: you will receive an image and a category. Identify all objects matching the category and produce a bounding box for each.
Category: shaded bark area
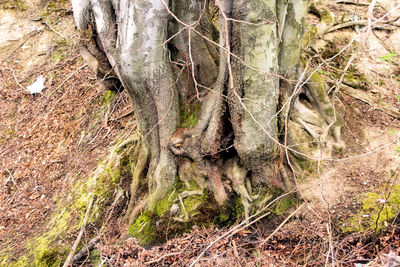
[72,0,343,245]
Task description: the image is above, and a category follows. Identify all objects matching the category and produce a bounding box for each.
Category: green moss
[309,71,327,100]
[154,178,205,217]
[309,3,334,25]
[234,196,245,218]
[0,0,26,10]
[275,194,298,215]
[154,187,178,217]
[33,248,66,267]
[0,129,14,143]
[102,90,117,106]
[344,185,400,232]
[89,249,102,266]
[219,212,229,222]
[128,212,157,246]
[1,134,136,265]
[52,50,66,63]
[319,9,334,25]
[180,103,200,128]
[296,156,316,172]
[381,51,398,63]
[42,0,69,16]
[183,193,206,215]
[303,25,318,48]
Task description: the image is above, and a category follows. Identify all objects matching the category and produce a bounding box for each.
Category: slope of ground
[0,1,134,263]
[0,0,399,266]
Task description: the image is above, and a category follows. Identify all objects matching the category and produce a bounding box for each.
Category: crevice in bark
[72,0,349,248]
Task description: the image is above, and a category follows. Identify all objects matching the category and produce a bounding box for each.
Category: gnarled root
[225,157,258,219]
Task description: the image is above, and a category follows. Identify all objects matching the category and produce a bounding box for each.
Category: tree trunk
[72,0,342,246]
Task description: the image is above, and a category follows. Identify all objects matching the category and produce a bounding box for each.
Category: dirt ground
[0,1,134,261]
[1,0,400,266]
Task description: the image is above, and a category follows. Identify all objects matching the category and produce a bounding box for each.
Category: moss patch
[180,103,200,128]
[1,134,137,265]
[128,212,156,246]
[344,185,400,232]
[0,0,26,11]
[129,177,242,247]
[275,194,298,215]
[102,90,117,107]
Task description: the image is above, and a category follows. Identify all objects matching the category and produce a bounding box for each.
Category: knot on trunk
[168,128,202,161]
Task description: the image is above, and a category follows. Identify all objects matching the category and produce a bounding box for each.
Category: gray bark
[72,0,343,244]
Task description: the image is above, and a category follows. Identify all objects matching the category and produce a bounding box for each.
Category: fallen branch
[62,196,95,267]
[71,236,100,264]
[324,20,397,34]
[335,0,382,7]
[110,110,135,121]
[335,81,400,118]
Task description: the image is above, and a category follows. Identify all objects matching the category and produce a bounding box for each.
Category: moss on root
[128,212,157,246]
[128,175,256,247]
[128,182,301,248]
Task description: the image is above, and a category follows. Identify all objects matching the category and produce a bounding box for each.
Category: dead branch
[71,236,100,264]
[333,80,400,119]
[62,196,95,267]
[324,20,397,35]
[110,110,135,121]
[335,0,382,8]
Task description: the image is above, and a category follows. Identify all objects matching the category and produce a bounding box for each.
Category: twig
[326,222,335,267]
[42,21,65,38]
[62,196,95,267]
[110,110,135,121]
[5,168,17,188]
[5,68,28,92]
[259,203,305,247]
[189,191,296,267]
[44,64,87,107]
[336,0,382,8]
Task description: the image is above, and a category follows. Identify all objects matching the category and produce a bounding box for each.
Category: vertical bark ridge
[230,0,279,185]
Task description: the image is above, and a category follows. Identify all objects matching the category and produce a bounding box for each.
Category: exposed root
[224,157,257,219]
[125,143,149,223]
[174,190,203,222]
[128,197,148,226]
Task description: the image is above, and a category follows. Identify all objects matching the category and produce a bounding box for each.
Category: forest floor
[1,0,400,266]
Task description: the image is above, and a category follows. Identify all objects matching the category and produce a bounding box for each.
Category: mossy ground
[128,178,212,247]
[344,184,400,233]
[128,177,285,247]
[1,132,137,266]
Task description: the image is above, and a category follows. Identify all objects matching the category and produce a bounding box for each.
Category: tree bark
[72,0,343,246]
